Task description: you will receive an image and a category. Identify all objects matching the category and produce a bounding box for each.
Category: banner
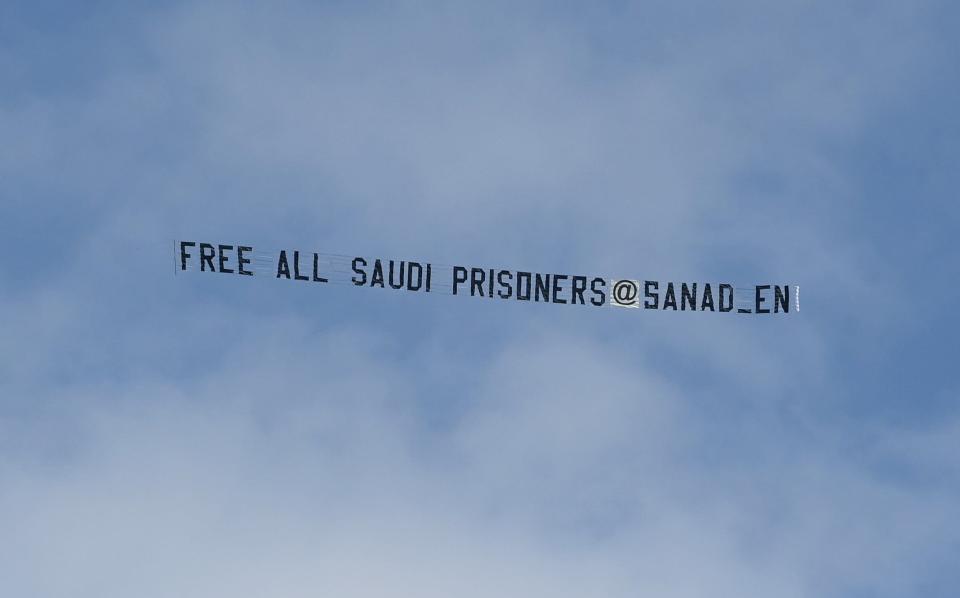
[174,241,800,315]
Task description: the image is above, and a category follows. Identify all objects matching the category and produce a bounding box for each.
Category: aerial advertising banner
[175,241,800,315]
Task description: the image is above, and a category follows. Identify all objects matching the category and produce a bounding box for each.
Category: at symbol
[613,280,638,305]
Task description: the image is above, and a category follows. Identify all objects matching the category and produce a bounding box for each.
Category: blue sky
[2,1,958,596]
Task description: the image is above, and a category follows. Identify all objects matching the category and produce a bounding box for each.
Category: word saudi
[176,241,799,315]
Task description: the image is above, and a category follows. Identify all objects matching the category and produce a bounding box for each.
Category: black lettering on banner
[644,281,659,309]
[755,285,770,314]
[453,266,468,295]
[293,251,309,281]
[218,244,233,273]
[179,241,195,271]
[389,260,405,289]
[590,277,606,306]
[701,283,715,311]
[535,274,551,302]
[681,283,697,311]
[237,246,253,276]
[497,270,513,299]
[276,250,291,279]
[407,262,423,291]
[371,259,385,288]
[552,275,568,304]
[663,283,678,310]
[719,284,734,312]
[352,257,368,285]
[177,243,797,318]
[200,243,216,272]
[470,268,485,297]
[571,276,587,305]
[517,272,532,301]
[312,254,329,283]
[774,285,789,313]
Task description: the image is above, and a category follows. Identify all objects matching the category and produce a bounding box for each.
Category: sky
[1,1,959,596]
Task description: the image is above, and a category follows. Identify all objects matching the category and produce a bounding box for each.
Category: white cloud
[3,323,957,596]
